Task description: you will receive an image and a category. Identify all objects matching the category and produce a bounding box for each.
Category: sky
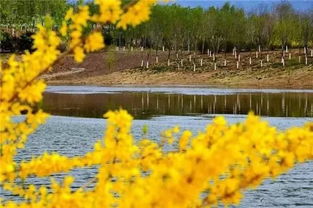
[168,0,313,11]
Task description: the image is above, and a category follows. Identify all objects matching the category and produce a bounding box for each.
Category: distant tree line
[112,2,313,56]
[0,0,72,52]
[1,1,313,55]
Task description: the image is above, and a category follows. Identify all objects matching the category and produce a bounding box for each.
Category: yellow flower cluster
[1,0,313,207]
[59,0,160,62]
[2,109,313,208]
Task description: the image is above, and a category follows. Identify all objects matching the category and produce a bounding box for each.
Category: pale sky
[169,0,313,11]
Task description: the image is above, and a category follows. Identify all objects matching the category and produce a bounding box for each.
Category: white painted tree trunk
[146,61,149,69]
[249,57,252,65]
[141,47,144,51]
[256,51,258,58]
[141,60,144,67]
[266,54,269,62]
[200,59,203,66]
[181,59,184,66]
[167,59,170,66]
[176,53,179,59]
[235,51,237,59]
[289,53,292,60]
[236,61,239,69]
[282,58,285,67]
[260,60,263,67]
[209,51,212,57]
[238,54,241,62]
[258,45,261,52]
[213,53,215,61]
[155,56,159,64]
[224,59,227,66]
[162,46,165,52]
[305,56,308,65]
[304,47,307,55]
[214,63,217,70]
[193,63,196,72]
[311,50,313,57]
[207,49,210,56]
[286,45,288,53]
[189,55,192,62]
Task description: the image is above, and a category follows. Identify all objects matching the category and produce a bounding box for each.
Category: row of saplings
[1,31,312,71]
[114,46,313,71]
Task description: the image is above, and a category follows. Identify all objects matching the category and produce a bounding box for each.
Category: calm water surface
[2,86,313,207]
[44,86,313,118]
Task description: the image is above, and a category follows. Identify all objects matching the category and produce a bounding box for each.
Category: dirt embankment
[3,48,313,89]
[48,66,313,89]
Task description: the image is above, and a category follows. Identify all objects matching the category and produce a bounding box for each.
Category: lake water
[2,86,313,207]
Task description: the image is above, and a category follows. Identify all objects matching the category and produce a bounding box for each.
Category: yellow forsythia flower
[84,32,105,52]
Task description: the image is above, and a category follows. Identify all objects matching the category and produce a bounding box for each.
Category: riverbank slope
[46,50,313,89]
